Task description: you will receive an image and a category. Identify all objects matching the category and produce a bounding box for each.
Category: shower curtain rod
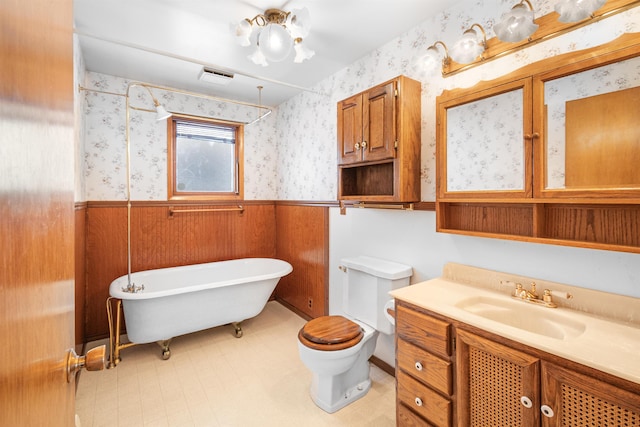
[78,83,273,125]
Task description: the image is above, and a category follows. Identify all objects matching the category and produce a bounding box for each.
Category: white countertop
[391,276,640,385]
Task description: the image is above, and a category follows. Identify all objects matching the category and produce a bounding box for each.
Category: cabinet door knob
[414,361,423,371]
[520,396,533,408]
[541,404,555,418]
[361,140,367,149]
[414,397,423,407]
[354,142,360,151]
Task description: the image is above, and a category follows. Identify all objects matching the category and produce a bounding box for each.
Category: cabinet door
[363,81,396,162]
[457,329,540,427]
[541,361,640,426]
[337,93,363,165]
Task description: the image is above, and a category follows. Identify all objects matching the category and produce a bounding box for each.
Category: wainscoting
[275,202,330,319]
[79,201,330,342]
[75,203,87,347]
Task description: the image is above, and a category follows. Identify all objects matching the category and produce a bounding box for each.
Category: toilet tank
[341,256,412,335]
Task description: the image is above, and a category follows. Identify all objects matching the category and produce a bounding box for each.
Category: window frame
[167,113,244,201]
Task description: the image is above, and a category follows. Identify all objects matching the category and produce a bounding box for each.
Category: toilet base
[310,377,372,414]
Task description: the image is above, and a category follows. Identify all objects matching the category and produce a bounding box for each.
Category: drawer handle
[520,396,533,408]
[414,361,423,371]
[414,397,423,407]
[541,404,555,418]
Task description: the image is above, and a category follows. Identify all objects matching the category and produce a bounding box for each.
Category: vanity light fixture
[494,0,539,43]
[449,23,487,64]
[424,41,450,70]
[232,7,314,66]
[554,0,606,22]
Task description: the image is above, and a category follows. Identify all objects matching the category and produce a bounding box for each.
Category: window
[168,115,243,200]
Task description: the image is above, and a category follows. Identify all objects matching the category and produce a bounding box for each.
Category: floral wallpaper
[74,35,87,202]
[274,1,640,201]
[80,0,640,202]
[82,73,278,201]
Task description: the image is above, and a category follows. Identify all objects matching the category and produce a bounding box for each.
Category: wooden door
[456,329,541,427]
[337,93,363,165]
[363,80,396,162]
[0,0,76,425]
[541,361,640,426]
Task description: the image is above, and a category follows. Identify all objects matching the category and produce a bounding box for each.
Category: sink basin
[455,296,586,340]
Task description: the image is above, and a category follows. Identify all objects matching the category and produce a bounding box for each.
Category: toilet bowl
[297,256,412,413]
[298,316,378,413]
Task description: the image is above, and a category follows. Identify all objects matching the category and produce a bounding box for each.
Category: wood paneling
[439,203,534,237]
[275,204,329,319]
[544,204,640,247]
[75,204,87,347]
[84,202,276,340]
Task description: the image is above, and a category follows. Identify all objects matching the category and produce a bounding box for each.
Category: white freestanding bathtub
[109,258,292,351]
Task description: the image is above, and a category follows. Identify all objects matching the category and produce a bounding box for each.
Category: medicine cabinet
[436,33,640,253]
[337,75,421,202]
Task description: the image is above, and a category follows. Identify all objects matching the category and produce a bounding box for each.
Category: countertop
[390,264,640,385]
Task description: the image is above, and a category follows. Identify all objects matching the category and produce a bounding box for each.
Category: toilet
[297,255,412,413]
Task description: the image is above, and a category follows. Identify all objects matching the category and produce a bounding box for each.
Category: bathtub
[109,258,293,348]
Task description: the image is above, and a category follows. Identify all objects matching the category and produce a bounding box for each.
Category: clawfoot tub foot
[232,322,243,338]
[157,339,172,360]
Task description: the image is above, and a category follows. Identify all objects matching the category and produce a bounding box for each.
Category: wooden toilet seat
[298,315,364,351]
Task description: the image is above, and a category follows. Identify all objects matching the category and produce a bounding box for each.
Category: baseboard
[370,355,395,377]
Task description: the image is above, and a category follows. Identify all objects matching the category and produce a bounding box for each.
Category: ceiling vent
[198,68,234,85]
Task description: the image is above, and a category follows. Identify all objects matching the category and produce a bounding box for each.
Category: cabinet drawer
[398,339,452,396]
[398,370,452,427]
[397,402,436,427]
[397,305,451,358]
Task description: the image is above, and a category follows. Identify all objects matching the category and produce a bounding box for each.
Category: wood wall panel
[441,203,534,237]
[275,204,329,319]
[75,204,87,347]
[84,202,276,341]
[85,205,128,341]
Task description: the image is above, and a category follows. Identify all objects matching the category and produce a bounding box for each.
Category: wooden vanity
[391,263,640,426]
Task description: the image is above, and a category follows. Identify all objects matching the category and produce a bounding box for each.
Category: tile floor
[75,301,396,426]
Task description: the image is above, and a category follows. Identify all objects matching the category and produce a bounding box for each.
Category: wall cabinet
[435,33,640,253]
[337,75,421,202]
[395,301,640,426]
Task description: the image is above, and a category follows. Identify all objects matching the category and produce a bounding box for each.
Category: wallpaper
[82,73,278,201]
[275,1,640,201]
[80,0,640,202]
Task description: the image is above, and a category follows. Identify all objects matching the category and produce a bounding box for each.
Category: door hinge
[395,88,399,97]
[451,336,456,352]
[394,140,398,149]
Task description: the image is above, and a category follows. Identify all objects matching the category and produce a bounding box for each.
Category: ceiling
[74,0,455,107]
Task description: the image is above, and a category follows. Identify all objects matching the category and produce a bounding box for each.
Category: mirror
[439,77,532,198]
[544,55,640,190]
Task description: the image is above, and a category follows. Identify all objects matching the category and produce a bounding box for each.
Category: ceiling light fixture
[554,0,606,22]
[494,0,539,43]
[232,7,314,67]
[450,23,487,64]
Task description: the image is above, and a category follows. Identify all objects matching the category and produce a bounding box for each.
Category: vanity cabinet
[396,304,454,427]
[435,33,640,253]
[395,301,640,427]
[337,75,421,202]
